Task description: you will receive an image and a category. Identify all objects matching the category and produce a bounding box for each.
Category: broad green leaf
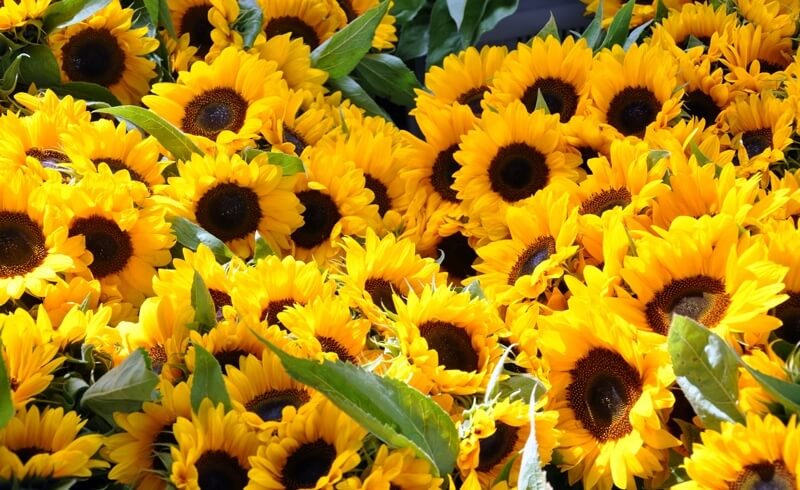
[654,0,668,23]
[623,19,653,50]
[740,364,800,414]
[460,0,518,46]
[498,373,547,403]
[581,0,603,50]
[190,344,232,412]
[311,1,390,79]
[395,5,431,60]
[446,0,466,29]
[190,271,216,333]
[142,0,159,33]
[327,76,392,121]
[667,315,744,430]
[158,0,176,37]
[0,341,13,429]
[492,454,519,487]
[260,337,459,476]
[689,141,712,165]
[80,348,159,427]
[42,0,112,31]
[536,13,559,41]
[600,0,634,50]
[354,53,421,107]
[168,216,235,264]
[426,0,463,67]
[518,390,552,490]
[234,0,263,49]
[51,81,121,106]
[18,45,61,87]
[0,53,24,95]
[253,232,274,261]
[392,0,426,24]
[267,152,306,175]
[95,106,203,161]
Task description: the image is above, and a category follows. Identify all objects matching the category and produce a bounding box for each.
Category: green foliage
[190,344,232,412]
[190,271,216,333]
[42,0,112,32]
[18,45,61,87]
[536,13,560,41]
[354,53,421,107]
[600,0,634,50]
[517,390,552,490]
[233,0,263,49]
[51,82,121,106]
[328,76,393,120]
[0,341,13,429]
[168,216,235,264]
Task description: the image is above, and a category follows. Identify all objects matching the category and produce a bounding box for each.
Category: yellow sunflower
[339,445,443,490]
[332,0,396,49]
[412,207,480,285]
[587,43,683,139]
[257,0,344,50]
[107,381,193,488]
[157,150,302,257]
[260,87,339,156]
[738,0,798,37]
[677,413,800,489]
[485,36,592,122]
[453,100,581,240]
[37,303,122,364]
[0,0,50,29]
[737,347,790,416]
[168,0,237,66]
[0,171,83,304]
[394,286,504,395]
[144,46,284,151]
[473,188,581,307]
[677,53,731,128]
[763,219,800,345]
[649,2,738,55]
[0,110,80,181]
[188,317,285,371]
[539,305,679,490]
[49,1,159,104]
[719,23,793,95]
[0,405,107,482]
[169,400,260,489]
[561,114,616,173]
[14,89,91,125]
[254,33,328,95]
[247,398,367,490]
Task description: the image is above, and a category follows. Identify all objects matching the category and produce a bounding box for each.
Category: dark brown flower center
[488,143,549,203]
[364,174,391,216]
[283,126,308,154]
[418,320,479,372]
[607,87,660,137]
[477,422,519,472]
[508,236,556,285]
[152,427,178,472]
[567,347,643,442]
[245,388,310,422]
[579,188,633,216]
[26,148,69,170]
[522,77,580,123]
[0,211,47,279]
[93,157,145,183]
[291,190,341,250]
[70,216,133,278]
[756,59,787,75]
[645,275,731,335]
[209,288,232,321]
[683,90,722,126]
[317,336,357,363]
[435,232,477,282]
[430,144,461,203]
[741,128,773,158]
[364,277,397,313]
[260,298,297,329]
[774,292,800,345]
[281,440,337,490]
[730,461,795,490]
[213,348,251,369]
[182,87,248,139]
[195,183,262,243]
[577,146,600,174]
[667,385,697,438]
[456,86,488,116]
[180,5,214,58]
[148,344,168,375]
[264,16,320,49]
[196,450,249,490]
[61,28,125,87]
[336,0,358,22]
[14,446,47,464]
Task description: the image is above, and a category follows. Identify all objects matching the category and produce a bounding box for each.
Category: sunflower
[0,405,107,482]
[677,413,800,489]
[761,219,800,345]
[157,150,302,257]
[287,149,380,264]
[40,276,103,326]
[254,33,328,95]
[339,445,443,490]
[169,400,260,489]
[279,295,372,364]
[260,87,339,156]
[247,398,367,490]
[39,303,121,363]
[0,110,79,181]
[649,2,738,55]
[394,286,504,395]
[561,114,615,173]
[332,0,396,49]
[144,46,284,151]
[257,0,344,50]
[721,92,794,176]
[231,254,336,329]
[581,0,690,28]
[107,381,193,488]
[737,347,790,416]
[334,228,446,325]
[0,171,84,305]
[0,308,64,409]
[413,208,480,285]
[612,214,787,346]
[453,100,581,240]
[485,36,592,122]
[61,118,166,188]
[738,0,797,37]
[49,2,159,104]
[0,0,50,29]
[677,53,731,128]
[587,44,683,139]
[473,188,581,307]
[64,171,174,305]
[719,24,792,95]
[539,305,679,490]
[14,89,91,126]
[419,45,508,116]
[188,318,284,370]
[225,351,313,430]
[168,0,236,64]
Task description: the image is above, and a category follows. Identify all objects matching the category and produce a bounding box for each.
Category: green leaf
[253,232,274,261]
[327,76,392,121]
[492,453,519,487]
[392,0,426,24]
[259,337,459,476]
[581,0,603,50]
[685,34,706,50]
[426,0,463,67]
[689,140,712,165]
[0,53,24,95]
[667,315,745,430]
[646,149,670,169]
[534,88,550,114]
[158,0,176,37]
[190,271,216,333]
[460,0,518,46]
[395,5,431,60]
[464,280,485,300]
[741,364,800,414]
[654,0,668,23]
[18,45,61,87]
[498,373,547,403]
[168,216,235,264]
[623,19,653,50]
[0,341,13,429]
[142,0,159,33]
[354,53,421,107]
[535,13,559,41]
[267,152,306,175]
[190,344,232,412]
[446,0,466,29]
[517,390,552,490]
[42,0,112,32]
[80,348,159,427]
[311,1,390,79]
[233,0,263,49]
[95,106,203,161]
[51,81,121,106]
[600,0,634,50]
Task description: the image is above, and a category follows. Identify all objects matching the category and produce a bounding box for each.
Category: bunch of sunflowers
[1,0,800,488]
